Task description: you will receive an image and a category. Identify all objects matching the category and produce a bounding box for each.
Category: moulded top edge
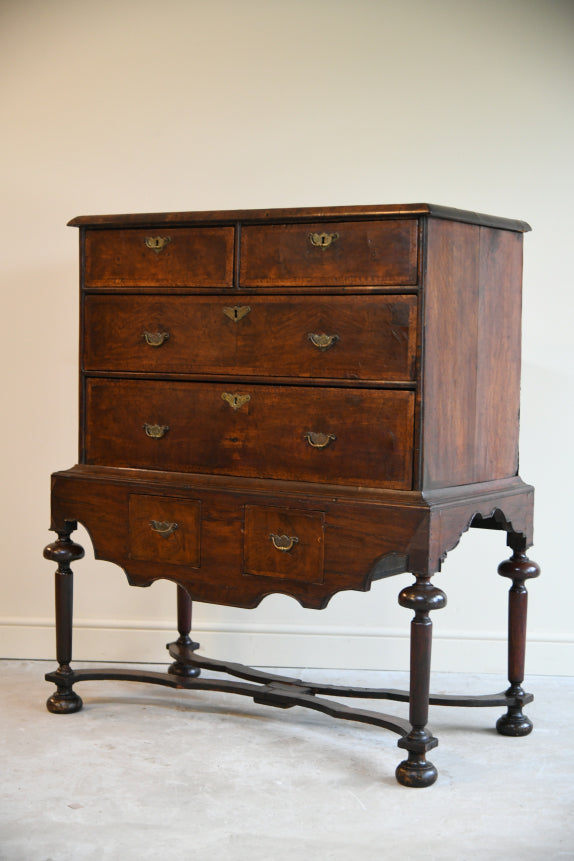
[67,203,531,233]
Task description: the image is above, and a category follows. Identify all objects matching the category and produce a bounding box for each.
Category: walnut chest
[45,204,539,788]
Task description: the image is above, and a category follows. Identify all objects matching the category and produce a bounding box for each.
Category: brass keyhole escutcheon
[222,392,251,411]
[144,236,171,253]
[223,305,251,322]
[309,232,339,250]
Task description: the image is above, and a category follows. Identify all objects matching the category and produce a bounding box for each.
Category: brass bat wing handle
[143,331,170,346]
[143,423,169,439]
[269,533,299,552]
[308,332,340,351]
[304,431,336,449]
[150,520,178,537]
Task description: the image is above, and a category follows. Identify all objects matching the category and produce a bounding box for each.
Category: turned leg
[396,573,446,787]
[44,523,84,714]
[168,585,201,678]
[496,536,540,736]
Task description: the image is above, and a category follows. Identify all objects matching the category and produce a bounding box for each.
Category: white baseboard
[1,617,572,676]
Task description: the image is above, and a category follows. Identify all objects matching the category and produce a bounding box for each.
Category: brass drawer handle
[304,431,336,449]
[269,533,299,552]
[150,520,178,537]
[309,231,339,250]
[308,332,340,351]
[143,331,170,347]
[143,423,169,439]
[223,305,251,322]
[144,236,171,253]
[222,392,251,411]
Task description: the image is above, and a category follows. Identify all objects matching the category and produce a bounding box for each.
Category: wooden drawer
[129,494,201,566]
[83,294,417,382]
[84,379,415,489]
[239,219,418,287]
[84,227,235,288]
[243,505,324,584]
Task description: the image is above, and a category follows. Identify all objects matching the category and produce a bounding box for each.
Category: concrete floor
[1,660,573,861]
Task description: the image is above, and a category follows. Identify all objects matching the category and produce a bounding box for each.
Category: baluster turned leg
[168,585,201,678]
[496,537,540,736]
[44,523,84,713]
[396,573,446,787]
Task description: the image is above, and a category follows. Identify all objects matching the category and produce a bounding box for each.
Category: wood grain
[84,378,415,489]
[84,227,234,287]
[240,220,418,287]
[83,293,418,382]
[421,221,523,488]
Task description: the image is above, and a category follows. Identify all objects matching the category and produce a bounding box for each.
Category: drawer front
[243,505,324,584]
[129,494,201,566]
[84,227,235,288]
[84,379,415,489]
[83,294,418,382]
[239,219,418,287]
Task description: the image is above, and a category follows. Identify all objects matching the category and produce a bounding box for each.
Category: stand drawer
[243,504,325,584]
[129,494,201,566]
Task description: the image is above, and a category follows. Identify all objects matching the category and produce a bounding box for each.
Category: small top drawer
[239,219,418,288]
[84,227,235,288]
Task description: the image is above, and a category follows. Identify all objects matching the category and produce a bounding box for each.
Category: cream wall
[1,0,573,675]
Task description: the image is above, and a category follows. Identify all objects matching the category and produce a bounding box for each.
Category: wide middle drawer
[83,294,417,382]
[84,379,415,489]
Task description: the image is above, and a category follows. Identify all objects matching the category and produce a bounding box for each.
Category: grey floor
[1,660,573,861]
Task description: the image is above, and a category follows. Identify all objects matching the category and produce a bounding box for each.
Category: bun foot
[496,707,533,736]
[46,690,83,714]
[168,662,201,678]
[395,752,438,788]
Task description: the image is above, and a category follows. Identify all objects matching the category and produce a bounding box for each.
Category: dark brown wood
[45,663,413,737]
[496,547,540,735]
[168,586,200,678]
[421,221,524,489]
[240,219,418,287]
[396,575,446,788]
[84,227,234,288]
[83,293,418,383]
[68,203,531,233]
[83,379,415,490]
[244,504,325,583]
[128,494,201,566]
[45,202,537,789]
[48,467,427,609]
[43,524,84,714]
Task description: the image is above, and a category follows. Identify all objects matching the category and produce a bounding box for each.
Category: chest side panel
[422,220,523,488]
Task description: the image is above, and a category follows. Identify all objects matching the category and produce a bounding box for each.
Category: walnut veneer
[44,203,539,787]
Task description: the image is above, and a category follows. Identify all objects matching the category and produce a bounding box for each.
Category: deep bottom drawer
[84,379,415,489]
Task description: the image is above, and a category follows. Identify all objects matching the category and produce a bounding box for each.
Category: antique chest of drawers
[44,204,539,788]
